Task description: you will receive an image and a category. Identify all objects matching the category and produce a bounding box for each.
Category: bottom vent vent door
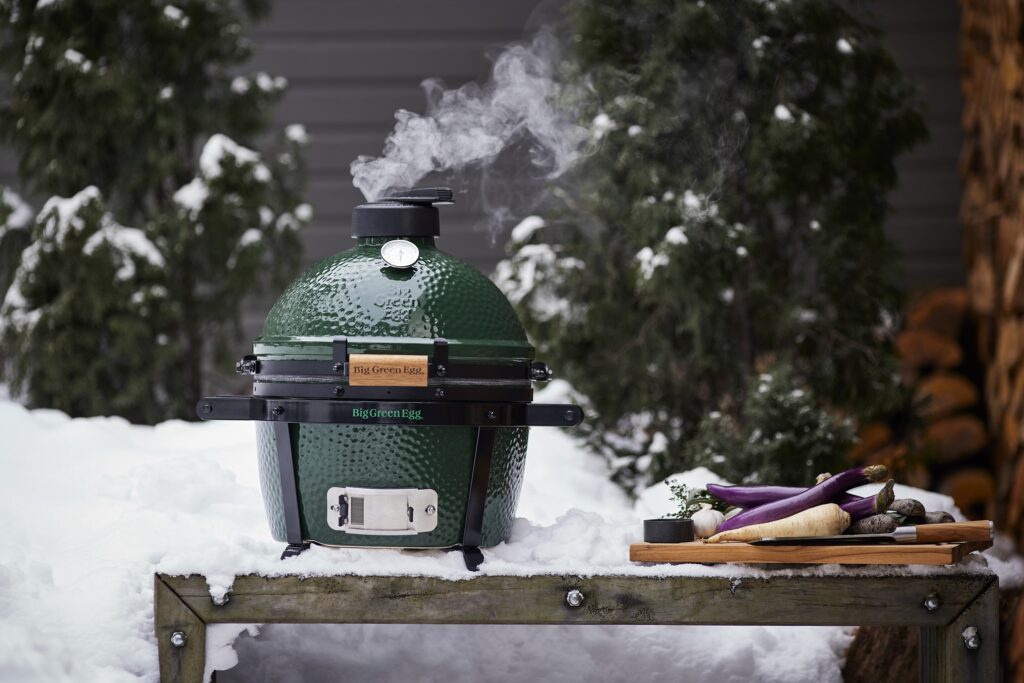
[327,486,438,535]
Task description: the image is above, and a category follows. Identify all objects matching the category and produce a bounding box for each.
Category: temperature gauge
[380,239,420,268]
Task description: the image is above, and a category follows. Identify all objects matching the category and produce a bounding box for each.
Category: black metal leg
[458,427,497,571]
[273,422,309,560]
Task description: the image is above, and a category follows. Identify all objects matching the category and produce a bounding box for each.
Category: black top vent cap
[351,187,455,238]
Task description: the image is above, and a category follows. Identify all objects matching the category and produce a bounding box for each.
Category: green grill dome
[197,187,581,571]
[259,233,530,355]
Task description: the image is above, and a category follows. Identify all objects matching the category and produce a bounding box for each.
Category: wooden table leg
[155,575,207,683]
[919,577,1000,682]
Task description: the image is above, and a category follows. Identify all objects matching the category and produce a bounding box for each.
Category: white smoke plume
[350,31,589,202]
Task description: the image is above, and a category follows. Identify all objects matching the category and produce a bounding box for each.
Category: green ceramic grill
[196,188,582,570]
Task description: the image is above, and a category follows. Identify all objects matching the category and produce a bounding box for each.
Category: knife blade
[749,520,993,545]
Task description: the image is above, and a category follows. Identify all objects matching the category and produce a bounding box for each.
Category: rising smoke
[349,30,590,205]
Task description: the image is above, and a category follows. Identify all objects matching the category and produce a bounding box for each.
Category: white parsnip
[705,503,850,543]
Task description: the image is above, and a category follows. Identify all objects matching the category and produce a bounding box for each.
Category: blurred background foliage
[0,0,310,422]
[496,0,927,489]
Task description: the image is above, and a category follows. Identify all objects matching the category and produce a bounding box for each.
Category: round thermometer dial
[380,239,420,268]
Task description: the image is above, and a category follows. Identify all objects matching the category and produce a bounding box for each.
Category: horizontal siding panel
[909,74,962,118]
[884,30,959,74]
[888,222,961,256]
[273,85,431,128]
[903,261,965,287]
[865,0,958,31]
[253,1,541,37]
[898,122,962,165]
[249,40,510,83]
[889,164,961,210]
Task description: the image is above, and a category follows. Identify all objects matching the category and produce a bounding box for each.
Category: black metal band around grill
[253,381,533,402]
[247,358,537,381]
[236,337,553,385]
[196,397,583,427]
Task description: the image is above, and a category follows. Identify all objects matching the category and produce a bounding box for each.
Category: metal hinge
[326,486,438,535]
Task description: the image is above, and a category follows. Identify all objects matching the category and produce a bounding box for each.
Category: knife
[750,520,993,545]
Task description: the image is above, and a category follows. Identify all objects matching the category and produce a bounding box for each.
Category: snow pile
[0,385,1010,683]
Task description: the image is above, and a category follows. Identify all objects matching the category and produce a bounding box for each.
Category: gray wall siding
[0,0,963,296]
[873,0,963,286]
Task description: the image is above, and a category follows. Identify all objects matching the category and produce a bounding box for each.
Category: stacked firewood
[961,0,1024,541]
[960,1,1024,680]
[848,288,995,519]
[844,288,1004,682]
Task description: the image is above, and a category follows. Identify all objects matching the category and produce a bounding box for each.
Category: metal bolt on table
[565,589,585,608]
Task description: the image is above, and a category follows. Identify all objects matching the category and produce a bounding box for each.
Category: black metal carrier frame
[197,337,583,571]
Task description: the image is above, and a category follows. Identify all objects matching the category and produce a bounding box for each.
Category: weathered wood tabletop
[155,570,999,682]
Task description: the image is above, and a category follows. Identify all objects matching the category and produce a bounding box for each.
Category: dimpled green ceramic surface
[254,236,533,547]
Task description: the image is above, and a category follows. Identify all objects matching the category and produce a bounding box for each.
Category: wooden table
[154,570,999,682]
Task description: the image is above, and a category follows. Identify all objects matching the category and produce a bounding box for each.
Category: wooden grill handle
[914,520,993,543]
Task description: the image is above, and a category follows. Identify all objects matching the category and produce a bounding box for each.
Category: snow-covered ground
[0,383,1019,683]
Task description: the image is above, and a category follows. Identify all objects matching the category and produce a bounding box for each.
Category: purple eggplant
[839,479,895,521]
[706,483,861,508]
[715,465,889,533]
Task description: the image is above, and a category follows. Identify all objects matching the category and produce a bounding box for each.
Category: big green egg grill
[196,188,582,570]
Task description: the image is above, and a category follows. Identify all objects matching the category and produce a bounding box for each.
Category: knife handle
[914,520,993,543]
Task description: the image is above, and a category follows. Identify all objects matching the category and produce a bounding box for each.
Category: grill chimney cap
[351,187,455,238]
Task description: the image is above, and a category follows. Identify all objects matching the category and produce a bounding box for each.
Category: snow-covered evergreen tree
[496,0,927,488]
[0,187,178,422]
[0,0,310,420]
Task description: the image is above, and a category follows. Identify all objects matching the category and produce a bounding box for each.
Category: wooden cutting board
[629,539,992,566]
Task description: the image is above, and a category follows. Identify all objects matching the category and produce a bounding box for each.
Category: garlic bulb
[691,508,725,538]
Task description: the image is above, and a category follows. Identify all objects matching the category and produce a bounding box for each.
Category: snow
[255,72,287,92]
[0,381,1011,682]
[664,226,688,245]
[774,104,794,122]
[83,224,164,272]
[627,124,643,137]
[284,123,308,145]
[173,177,209,216]
[230,76,250,94]
[62,48,92,73]
[591,112,616,139]
[198,134,271,183]
[39,186,102,243]
[294,203,313,222]
[275,213,300,232]
[510,215,545,243]
[162,5,189,29]
[0,187,32,238]
[635,246,669,280]
[237,228,262,248]
[836,38,854,54]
